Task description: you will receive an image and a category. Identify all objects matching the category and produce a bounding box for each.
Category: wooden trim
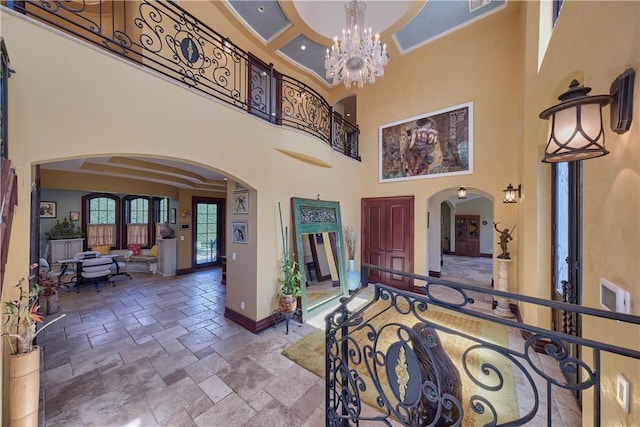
[224,307,283,334]
[479,253,493,258]
[428,270,441,278]
[176,268,194,275]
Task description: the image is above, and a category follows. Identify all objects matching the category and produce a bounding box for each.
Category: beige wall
[521,1,640,424]
[356,3,522,286]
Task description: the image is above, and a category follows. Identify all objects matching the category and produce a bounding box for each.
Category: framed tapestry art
[39,201,57,218]
[379,102,473,182]
[231,222,248,244]
[232,192,249,214]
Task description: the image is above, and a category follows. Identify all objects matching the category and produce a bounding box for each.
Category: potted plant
[277,203,303,314]
[38,274,63,315]
[44,217,83,240]
[343,225,361,291]
[3,264,66,426]
[278,252,303,314]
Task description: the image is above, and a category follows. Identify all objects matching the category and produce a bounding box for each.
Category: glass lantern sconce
[457,187,467,199]
[539,68,635,163]
[503,183,521,203]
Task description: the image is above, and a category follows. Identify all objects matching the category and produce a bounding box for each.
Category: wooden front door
[362,197,414,291]
[454,215,480,257]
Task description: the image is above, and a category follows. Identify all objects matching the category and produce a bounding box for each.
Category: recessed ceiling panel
[228,1,290,42]
[279,34,332,84]
[394,0,506,53]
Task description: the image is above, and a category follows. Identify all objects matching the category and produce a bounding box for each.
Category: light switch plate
[616,373,630,413]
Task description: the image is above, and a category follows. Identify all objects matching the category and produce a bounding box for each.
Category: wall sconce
[457,187,467,199]
[539,69,635,163]
[503,183,521,203]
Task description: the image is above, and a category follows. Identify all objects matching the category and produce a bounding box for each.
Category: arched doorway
[426,187,494,289]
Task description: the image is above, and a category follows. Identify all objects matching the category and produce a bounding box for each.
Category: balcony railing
[9,0,359,160]
[326,264,640,426]
[332,112,360,161]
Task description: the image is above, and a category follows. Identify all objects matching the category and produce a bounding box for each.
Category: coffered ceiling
[225,0,506,86]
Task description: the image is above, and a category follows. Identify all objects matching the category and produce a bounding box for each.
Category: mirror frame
[291,197,346,320]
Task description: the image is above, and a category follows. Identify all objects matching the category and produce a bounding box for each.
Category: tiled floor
[38,262,581,426]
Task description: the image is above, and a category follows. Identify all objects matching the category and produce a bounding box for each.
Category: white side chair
[110,250,133,281]
[78,257,114,292]
[39,258,76,288]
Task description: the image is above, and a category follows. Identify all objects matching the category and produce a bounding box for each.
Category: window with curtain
[83,194,170,249]
[84,194,118,247]
[125,196,150,246]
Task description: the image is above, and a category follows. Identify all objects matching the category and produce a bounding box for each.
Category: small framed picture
[231,222,248,244]
[39,201,57,218]
[169,208,177,224]
[69,211,80,221]
[232,191,249,214]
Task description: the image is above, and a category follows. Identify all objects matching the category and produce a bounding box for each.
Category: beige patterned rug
[283,300,519,425]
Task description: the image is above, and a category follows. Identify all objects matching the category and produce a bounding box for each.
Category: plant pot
[9,346,40,427]
[347,259,361,292]
[46,292,60,315]
[279,294,297,314]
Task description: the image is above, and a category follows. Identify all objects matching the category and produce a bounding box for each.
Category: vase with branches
[343,225,361,291]
[343,225,358,260]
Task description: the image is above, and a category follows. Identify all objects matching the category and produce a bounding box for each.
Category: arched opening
[426,187,494,291]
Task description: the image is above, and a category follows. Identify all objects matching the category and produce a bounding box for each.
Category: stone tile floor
[38,262,582,426]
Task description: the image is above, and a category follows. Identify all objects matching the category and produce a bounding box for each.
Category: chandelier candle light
[325,0,388,89]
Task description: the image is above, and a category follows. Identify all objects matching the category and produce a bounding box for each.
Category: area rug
[283,299,520,426]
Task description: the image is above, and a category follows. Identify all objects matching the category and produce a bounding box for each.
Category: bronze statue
[493,222,515,259]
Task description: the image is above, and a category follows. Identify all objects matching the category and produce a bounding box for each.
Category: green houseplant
[277,203,303,314]
[44,217,83,240]
[3,264,66,426]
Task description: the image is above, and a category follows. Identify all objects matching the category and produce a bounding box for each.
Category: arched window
[124,196,150,247]
[82,193,120,248]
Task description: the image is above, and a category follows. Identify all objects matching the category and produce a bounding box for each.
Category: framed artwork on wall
[232,192,249,214]
[69,211,80,221]
[231,222,248,244]
[39,201,57,218]
[379,102,473,182]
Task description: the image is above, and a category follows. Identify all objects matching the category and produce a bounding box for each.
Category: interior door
[192,197,224,270]
[362,197,414,291]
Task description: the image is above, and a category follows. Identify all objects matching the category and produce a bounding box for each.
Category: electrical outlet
[616,373,630,413]
[240,302,245,310]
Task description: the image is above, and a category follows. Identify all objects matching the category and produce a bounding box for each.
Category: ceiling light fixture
[324,0,387,89]
[457,187,467,199]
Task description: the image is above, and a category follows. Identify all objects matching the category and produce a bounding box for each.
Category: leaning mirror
[291,198,346,320]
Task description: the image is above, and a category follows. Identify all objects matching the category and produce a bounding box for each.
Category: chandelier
[324,0,388,89]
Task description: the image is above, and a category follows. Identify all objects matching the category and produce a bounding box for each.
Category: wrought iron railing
[8,0,359,160]
[326,264,640,426]
[332,112,360,161]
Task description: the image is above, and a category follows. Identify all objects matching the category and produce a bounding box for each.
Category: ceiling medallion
[324,0,387,89]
